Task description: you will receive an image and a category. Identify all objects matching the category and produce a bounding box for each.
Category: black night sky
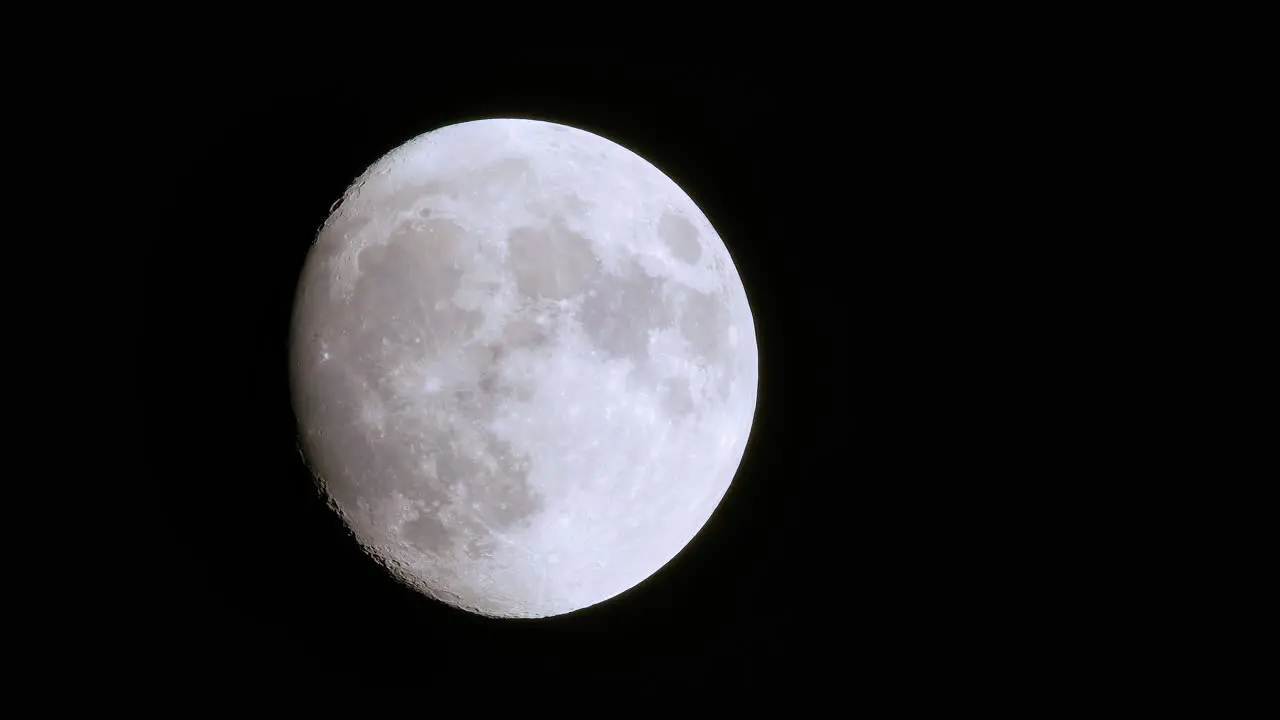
[141,57,875,685]
[110,27,1165,696]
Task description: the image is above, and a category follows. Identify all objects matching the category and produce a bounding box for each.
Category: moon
[289,118,758,618]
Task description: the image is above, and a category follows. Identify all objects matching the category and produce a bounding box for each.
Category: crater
[658,211,702,264]
[401,511,451,555]
[305,376,455,543]
[373,157,533,214]
[324,213,372,245]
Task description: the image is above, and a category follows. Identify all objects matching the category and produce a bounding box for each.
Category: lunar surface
[289,118,757,618]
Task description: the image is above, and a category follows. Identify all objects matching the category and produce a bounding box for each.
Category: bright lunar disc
[290,118,758,618]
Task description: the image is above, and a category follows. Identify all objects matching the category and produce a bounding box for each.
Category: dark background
[113,30,1222,700]
[141,58,863,683]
